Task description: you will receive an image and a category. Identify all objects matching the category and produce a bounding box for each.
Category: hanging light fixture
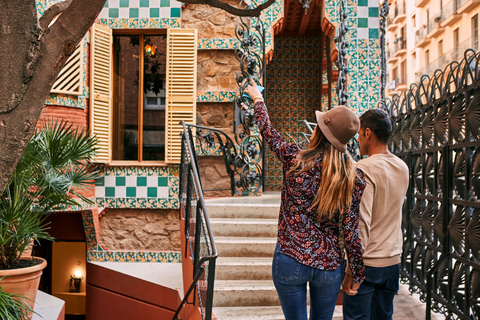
[298,0,312,15]
[144,43,157,57]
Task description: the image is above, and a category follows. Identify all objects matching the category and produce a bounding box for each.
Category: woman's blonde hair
[288,126,357,220]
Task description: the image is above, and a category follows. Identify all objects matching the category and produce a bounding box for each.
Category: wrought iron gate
[382,49,480,320]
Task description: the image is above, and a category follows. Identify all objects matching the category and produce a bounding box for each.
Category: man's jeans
[342,263,400,320]
[272,243,341,320]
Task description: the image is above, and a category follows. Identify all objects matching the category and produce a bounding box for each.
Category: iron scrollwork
[233,0,266,195]
[384,49,480,320]
[335,0,349,106]
[379,1,389,103]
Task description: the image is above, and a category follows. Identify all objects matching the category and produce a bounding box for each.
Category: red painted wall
[86,262,182,320]
[179,210,204,320]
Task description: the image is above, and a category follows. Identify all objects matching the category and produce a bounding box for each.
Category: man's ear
[365,128,372,139]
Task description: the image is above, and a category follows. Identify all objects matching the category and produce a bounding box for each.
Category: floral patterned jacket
[254,101,366,283]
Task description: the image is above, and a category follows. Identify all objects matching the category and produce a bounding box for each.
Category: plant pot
[0,257,47,319]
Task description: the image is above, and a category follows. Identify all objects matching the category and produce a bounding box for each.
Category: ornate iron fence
[173,122,218,320]
[381,49,480,320]
[184,123,261,196]
[233,0,266,195]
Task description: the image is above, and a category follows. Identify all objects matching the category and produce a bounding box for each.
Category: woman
[244,80,366,320]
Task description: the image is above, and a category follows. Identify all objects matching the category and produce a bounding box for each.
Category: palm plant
[0,281,33,320]
[0,121,99,269]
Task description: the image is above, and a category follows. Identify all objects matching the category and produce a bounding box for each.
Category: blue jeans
[272,243,341,320]
[342,263,400,320]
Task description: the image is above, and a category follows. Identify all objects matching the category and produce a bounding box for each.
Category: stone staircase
[206,193,342,320]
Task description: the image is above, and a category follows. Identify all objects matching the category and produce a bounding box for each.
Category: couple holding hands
[244,80,409,320]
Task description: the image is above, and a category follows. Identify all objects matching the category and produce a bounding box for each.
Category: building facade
[33,0,383,318]
[387,0,480,96]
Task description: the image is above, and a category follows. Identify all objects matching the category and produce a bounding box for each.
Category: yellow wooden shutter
[51,42,84,95]
[89,24,112,163]
[165,29,197,164]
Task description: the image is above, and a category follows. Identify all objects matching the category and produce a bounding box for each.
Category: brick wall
[39,105,89,130]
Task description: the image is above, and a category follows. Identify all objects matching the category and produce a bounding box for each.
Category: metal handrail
[185,123,238,196]
[173,121,218,320]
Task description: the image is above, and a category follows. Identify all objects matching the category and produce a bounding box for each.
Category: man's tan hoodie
[355,153,409,267]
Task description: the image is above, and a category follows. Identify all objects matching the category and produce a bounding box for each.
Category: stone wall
[196,102,234,137]
[99,209,180,251]
[197,50,238,92]
[197,156,232,198]
[196,102,235,197]
[182,1,240,39]
[184,1,241,198]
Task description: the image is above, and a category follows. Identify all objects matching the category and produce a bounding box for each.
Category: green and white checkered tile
[357,0,379,39]
[95,175,169,199]
[99,0,182,19]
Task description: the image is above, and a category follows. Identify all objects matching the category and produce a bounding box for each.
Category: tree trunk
[0,0,107,194]
[0,0,275,194]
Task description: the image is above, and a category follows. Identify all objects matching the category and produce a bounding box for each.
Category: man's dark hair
[360,109,392,144]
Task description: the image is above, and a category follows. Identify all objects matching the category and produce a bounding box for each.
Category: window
[412,52,417,71]
[438,40,443,57]
[412,14,416,28]
[112,34,167,161]
[51,44,84,95]
[454,28,460,60]
[425,49,430,73]
[90,24,197,164]
[473,14,479,51]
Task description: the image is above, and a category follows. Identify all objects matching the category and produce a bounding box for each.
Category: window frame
[111,29,168,165]
[472,14,479,51]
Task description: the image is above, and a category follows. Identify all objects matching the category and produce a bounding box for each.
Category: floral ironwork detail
[384,49,480,320]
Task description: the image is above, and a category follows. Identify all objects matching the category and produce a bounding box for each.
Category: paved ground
[333,283,445,320]
[392,284,445,320]
[207,193,446,319]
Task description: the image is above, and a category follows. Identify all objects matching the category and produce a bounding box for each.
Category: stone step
[206,204,280,220]
[212,306,285,319]
[213,280,280,307]
[215,257,272,280]
[215,237,276,258]
[210,218,278,237]
[212,306,343,320]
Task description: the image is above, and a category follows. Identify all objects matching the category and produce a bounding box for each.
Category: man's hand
[341,274,360,296]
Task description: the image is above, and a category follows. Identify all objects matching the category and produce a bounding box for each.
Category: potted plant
[0,281,34,320]
[0,121,98,318]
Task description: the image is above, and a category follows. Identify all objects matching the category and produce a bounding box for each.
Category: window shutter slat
[90,23,112,163]
[165,29,197,164]
[50,44,84,95]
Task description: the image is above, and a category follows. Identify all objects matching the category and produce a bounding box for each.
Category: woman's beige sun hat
[315,106,360,153]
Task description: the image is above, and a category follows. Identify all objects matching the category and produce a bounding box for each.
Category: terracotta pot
[0,257,47,319]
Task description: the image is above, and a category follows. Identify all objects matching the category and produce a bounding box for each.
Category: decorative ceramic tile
[98,0,181,19]
[198,39,240,50]
[265,37,323,191]
[196,91,237,102]
[136,252,147,262]
[94,165,178,209]
[104,251,116,262]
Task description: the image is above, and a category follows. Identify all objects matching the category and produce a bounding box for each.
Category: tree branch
[39,0,74,30]
[182,0,276,16]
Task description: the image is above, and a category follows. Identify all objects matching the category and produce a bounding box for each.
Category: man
[341,108,409,320]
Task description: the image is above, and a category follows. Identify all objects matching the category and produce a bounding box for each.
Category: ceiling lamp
[145,44,157,57]
[298,0,312,14]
